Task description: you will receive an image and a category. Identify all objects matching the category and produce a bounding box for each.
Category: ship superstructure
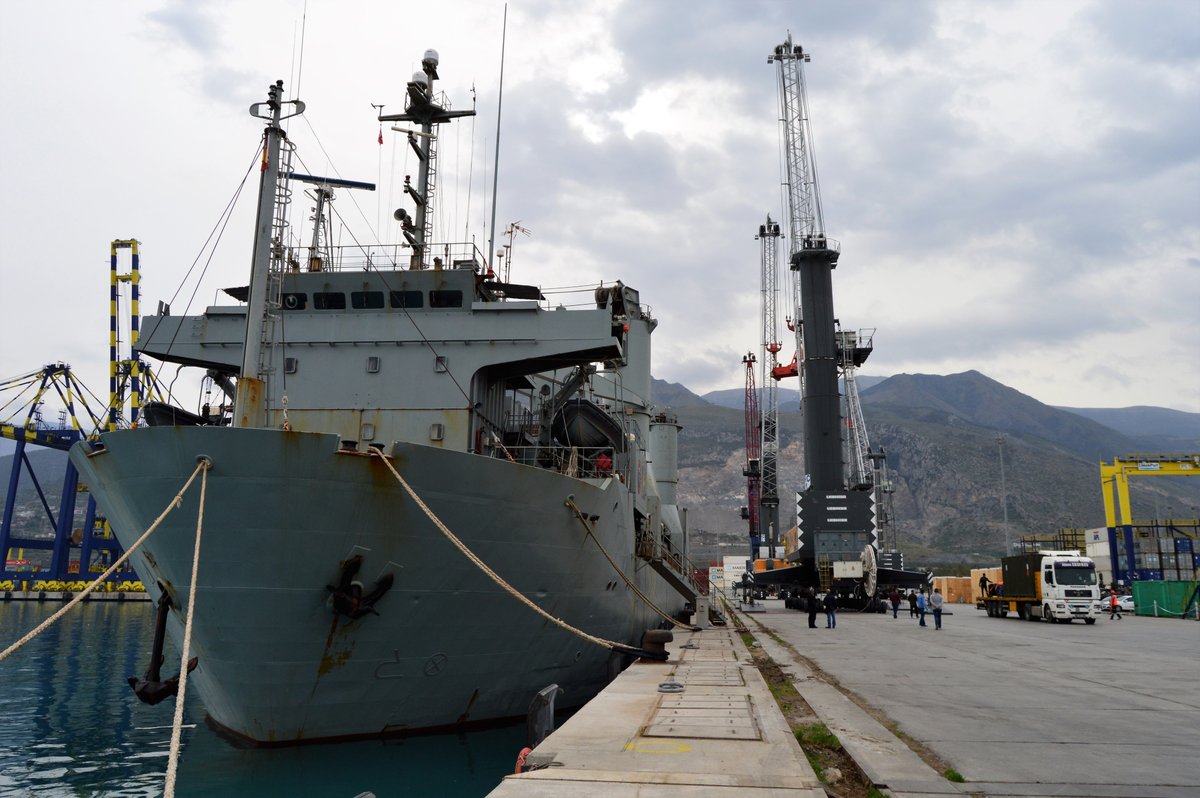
[69,53,698,744]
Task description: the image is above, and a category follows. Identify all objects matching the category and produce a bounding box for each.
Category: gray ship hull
[71,426,684,743]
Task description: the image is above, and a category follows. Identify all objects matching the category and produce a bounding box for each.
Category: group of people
[803,585,946,630]
[803,586,840,629]
[887,586,945,630]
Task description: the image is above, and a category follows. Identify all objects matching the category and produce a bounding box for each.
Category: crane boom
[771,35,826,250]
[772,35,829,396]
[742,353,762,560]
[757,218,783,556]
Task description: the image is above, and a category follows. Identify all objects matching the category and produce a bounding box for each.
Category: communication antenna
[487,3,509,270]
[499,221,531,283]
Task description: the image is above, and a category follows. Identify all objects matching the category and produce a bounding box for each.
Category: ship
[69,51,700,744]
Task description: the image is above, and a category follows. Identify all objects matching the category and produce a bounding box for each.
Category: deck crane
[741,353,762,561]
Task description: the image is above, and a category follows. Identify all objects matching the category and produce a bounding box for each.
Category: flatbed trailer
[980,551,1102,624]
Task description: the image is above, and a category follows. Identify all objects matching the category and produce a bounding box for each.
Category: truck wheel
[1042,604,1052,622]
[1084,618,1096,625]
[1017,604,1028,621]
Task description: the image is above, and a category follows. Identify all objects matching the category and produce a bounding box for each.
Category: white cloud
[1,0,1197,423]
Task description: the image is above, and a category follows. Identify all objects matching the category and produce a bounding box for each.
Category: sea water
[0,602,526,797]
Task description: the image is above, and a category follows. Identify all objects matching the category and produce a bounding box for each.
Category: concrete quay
[488,625,826,797]
[748,599,1200,798]
[492,600,1199,798]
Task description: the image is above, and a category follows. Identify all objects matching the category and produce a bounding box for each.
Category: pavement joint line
[741,609,974,797]
[488,624,828,796]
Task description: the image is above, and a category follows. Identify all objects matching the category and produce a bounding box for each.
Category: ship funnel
[649,413,681,506]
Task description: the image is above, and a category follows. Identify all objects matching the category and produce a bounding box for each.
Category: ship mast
[236,80,305,428]
[379,50,475,270]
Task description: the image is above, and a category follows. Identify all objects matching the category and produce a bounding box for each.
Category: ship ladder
[564,497,698,632]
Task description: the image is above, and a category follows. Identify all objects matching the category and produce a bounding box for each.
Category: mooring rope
[563,498,696,632]
[163,461,209,798]
[370,449,656,658]
[0,460,207,664]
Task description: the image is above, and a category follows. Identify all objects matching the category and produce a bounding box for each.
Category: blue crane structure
[1,240,160,592]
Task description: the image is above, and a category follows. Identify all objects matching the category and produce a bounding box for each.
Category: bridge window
[351,291,385,309]
[313,292,346,310]
[430,290,463,308]
[389,290,424,309]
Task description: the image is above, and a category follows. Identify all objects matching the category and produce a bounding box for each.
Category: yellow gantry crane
[1099,453,1200,590]
[1099,454,1200,528]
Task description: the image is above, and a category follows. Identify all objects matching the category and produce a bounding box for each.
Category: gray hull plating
[71,426,682,743]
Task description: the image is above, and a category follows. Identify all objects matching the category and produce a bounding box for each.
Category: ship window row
[281,290,463,311]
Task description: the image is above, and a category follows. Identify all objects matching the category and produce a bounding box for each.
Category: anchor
[128,592,199,705]
[326,554,394,620]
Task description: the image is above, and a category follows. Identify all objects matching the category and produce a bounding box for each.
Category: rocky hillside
[656,372,1200,562]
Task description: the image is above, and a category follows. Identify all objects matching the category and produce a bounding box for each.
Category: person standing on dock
[1108,588,1122,620]
[806,586,819,628]
[823,590,837,629]
[916,589,927,627]
[930,587,945,630]
[979,574,990,601]
[907,590,918,618]
[889,587,901,619]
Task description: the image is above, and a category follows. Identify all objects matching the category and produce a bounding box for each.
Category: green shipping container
[1131,581,1199,617]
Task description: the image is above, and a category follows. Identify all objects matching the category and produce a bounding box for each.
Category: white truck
[981,551,1103,623]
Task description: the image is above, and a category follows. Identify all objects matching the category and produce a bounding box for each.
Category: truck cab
[1038,552,1102,622]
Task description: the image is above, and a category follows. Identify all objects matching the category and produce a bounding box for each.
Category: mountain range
[4,370,1198,567]
[655,370,1200,564]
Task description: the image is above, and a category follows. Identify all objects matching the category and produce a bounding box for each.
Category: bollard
[641,629,673,659]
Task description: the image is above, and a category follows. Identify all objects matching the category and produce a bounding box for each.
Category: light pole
[997,434,1010,555]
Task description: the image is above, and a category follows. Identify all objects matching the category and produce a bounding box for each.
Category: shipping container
[1159,538,1175,553]
[1132,580,1200,617]
[1000,553,1043,597]
[1162,568,1179,582]
[1176,538,1193,553]
[1137,552,1161,569]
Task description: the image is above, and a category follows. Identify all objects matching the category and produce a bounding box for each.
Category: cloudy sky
[2,0,1197,428]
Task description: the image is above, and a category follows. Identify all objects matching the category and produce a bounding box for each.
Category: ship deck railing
[286,241,489,274]
[494,444,621,480]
